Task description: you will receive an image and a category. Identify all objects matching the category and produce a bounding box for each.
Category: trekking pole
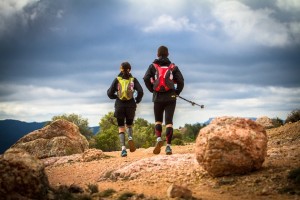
[178,96,204,109]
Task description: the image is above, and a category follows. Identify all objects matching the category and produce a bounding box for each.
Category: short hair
[157,46,169,58]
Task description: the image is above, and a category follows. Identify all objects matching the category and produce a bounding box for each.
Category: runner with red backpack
[143,46,184,155]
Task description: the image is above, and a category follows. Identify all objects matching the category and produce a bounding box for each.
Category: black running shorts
[154,101,176,125]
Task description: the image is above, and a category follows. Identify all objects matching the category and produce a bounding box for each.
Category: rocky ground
[45,121,300,200]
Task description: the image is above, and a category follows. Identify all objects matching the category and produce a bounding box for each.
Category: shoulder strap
[153,63,175,69]
[168,63,175,70]
[153,63,160,69]
[117,76,122,81]
[117,76,134,81]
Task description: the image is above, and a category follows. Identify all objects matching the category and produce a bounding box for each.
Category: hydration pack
[117,77,134,100]
[152,63,175,92]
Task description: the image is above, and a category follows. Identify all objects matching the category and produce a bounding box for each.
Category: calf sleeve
[119,132,125,146]
[155,124,162,138]
[127,127,133,138]
[166,127,173,144]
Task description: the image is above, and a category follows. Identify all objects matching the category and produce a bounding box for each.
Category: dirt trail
[45,122,300,200]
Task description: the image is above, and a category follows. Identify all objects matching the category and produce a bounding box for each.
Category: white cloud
[0,84,107,126]
[0,101,107,126]
[212,1,290,47]
[1,83,298,127]
[126,0,186,19]
[142,14,197,33]
[0,0,39,36]
[178,82,300,121]
[0,0,38,16]
[288,22,300,43]
[125,0,200,32]
[276,0,300,11]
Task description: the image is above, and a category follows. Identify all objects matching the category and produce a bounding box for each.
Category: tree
[181,122,205,141]
[133,118,156,148]
[93,112,119,151]
[92,112,192,151]
[48,113,93,140]
[286,109,300,123]
[272,117,284,128]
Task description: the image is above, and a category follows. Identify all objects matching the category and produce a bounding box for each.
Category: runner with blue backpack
[107,62,144,157]
[143,46,184,155]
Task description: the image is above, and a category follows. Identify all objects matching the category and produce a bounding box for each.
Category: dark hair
[157,46,169,58]
[120,62,131,78]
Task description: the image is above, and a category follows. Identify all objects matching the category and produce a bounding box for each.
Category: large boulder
[195,117,268,177]
[11,119,89,159]
[0,148,49,199]
[256,116,274,129]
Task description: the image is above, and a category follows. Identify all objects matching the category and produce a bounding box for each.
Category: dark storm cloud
[0,0,299,125]
[0,0,132,82]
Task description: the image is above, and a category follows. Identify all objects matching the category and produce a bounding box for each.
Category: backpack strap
[168,63,175,70]
[153,63,175,69]
[153,63,160,70]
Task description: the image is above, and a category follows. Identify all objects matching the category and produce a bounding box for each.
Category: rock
[42,154,82,167]
[195,117,268,177]
[10,119,89,159]
[167,184,193,199]
[42,149,106,167]
[256,116,274,129]
[81,148,105,162]
[104,154,197,181]
[0,148,49,199]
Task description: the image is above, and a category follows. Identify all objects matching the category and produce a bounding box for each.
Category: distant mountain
[203,118,214,125]
[0,119,100,154]
[90,126,100,134]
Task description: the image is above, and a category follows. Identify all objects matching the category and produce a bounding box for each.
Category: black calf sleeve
[166,127,173,144]
[155,124,162,137]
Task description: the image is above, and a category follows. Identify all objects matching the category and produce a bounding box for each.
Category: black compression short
[154,101,176,125]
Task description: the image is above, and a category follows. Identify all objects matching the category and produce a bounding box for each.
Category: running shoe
[153,139,163,154]
[121,149,127,157]
[128,137,136,152]
[165,145,172,155]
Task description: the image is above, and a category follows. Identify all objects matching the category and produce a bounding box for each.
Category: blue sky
[0,0,299,127]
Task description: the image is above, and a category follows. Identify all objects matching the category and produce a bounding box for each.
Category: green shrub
[99,188,116,197]
[118,192,135,200]
[272,117,283,128]
[86,183,99,194]
[288,167,300,185]
[172,138,185,146]
[53,185,73,200]
[285,109,300,123]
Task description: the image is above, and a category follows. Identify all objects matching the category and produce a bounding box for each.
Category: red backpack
[151,63,176,92]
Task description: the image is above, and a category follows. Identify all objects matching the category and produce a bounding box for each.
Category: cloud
[0,0,38,36]
[0,83,107,125]
[0,0,38,15]
[0,0,68,41]
[176,83,300,124]
[276,0,300,11]
[212,1,291,47]
[142,14,197,33]
[126,0,187,19]
[288,22,300,43]
[0,0,299,127]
